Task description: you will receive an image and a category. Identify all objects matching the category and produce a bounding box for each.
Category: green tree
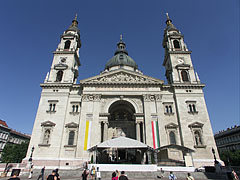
[220,150,240,166]
[1,142,29,163]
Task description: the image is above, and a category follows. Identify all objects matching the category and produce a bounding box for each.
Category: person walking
[37,166,45,180]
[46,170,57,180]
[119,171,128,180]
[90,166,96,180]
[231,169,239,180]
[82,169,89,180]
[186,173,194,180]
[169,171,177,180]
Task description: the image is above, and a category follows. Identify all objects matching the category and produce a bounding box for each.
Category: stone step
[22,169,228,180]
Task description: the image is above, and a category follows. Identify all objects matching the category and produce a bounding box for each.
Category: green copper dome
[105,36,138,70]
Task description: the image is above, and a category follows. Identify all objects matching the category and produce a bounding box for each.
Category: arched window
[192,104,196,112]
[181,70,189,82]
[56,70,63,82]
[194,131,202,146]
[189,104,193,112]
[75,105,79,112]
[64,40,71,50]
[169,131,176,145]
[173,40,180,49]
[68,131,75,145]
[165,106,169,113]
[169,106,172,113]
[43,129,50,144]
[72,105,75,112]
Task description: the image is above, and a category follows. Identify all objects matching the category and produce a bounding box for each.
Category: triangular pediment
[188,122,204,128]
[165,123,178,129]
[41,121,56,127]
[65,122,79,128]
[80,69,164,85]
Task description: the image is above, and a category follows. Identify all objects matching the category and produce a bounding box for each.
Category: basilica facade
[26,15,220,168]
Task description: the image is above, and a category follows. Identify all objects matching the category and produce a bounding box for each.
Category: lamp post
[211,147,217,164]
[28,146,35,178]
[29,146,35,162]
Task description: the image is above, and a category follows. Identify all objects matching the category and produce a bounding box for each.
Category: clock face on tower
[177,58,184,64]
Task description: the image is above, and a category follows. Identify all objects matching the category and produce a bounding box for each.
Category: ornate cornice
[171,83,205,89]
[40,83,73,88]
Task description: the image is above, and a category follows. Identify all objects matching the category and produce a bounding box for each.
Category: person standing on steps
[37,166,45,180]
[90,166,96,180]
[186,173,194,180]
[119,171,128,180]
[46,170,57,180]
[82,169,89,180]
[169,171,177,180]
[55,168,60,180]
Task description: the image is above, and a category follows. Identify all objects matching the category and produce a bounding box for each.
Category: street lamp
[29,146,35,162]
[211,147,217,164]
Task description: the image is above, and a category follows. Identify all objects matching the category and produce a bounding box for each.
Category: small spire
[75,13,78,21]
[72,13,78,27]
[165,12,172,25]
[120,34,123,41]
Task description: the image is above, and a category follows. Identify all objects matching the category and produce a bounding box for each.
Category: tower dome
[105,35,138,71]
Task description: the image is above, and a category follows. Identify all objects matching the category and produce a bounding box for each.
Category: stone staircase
[21,169,228,180]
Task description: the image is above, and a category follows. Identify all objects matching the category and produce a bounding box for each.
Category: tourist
[8,171,20,180]
[82,169,89,180]
[157,168,164,178]
[116,170,120,177]
[169,171,177,180]
[46,170,57,180]
[119,171,128,180]
[112,172,118,180]
[55,168,60,180]
[231,169,239,180]
[37,166,45,180]
[90,166,96,180]
[186,173,194,180]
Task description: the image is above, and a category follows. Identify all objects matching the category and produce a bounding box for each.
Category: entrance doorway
[108,100,136,139]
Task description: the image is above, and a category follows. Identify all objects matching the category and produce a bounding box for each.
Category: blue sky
[0,0,239,135]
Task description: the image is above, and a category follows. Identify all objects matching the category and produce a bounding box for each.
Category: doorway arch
[108,100,136,139]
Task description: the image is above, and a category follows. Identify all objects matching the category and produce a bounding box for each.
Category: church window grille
[181,70,189,82]
[64,40,71,50]
[169,131,176,145]
[173,40,180,49]
[68,131,75,145]
[56,70,63,82]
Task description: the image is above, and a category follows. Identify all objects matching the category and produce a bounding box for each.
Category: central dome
[105,53,138,69]
[105,36,138,71]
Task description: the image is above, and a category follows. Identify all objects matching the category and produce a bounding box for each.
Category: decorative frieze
[82,94,101,101]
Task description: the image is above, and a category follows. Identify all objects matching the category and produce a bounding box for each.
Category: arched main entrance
[108,100,136,140]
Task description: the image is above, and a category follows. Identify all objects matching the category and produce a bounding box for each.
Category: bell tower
[162,13,200,84]
[45,15,81,84]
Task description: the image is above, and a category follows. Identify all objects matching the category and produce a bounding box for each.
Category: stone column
[99,113,110,142]
[136,122,141,141]
[103,122,108,141]
[134,113,144,142]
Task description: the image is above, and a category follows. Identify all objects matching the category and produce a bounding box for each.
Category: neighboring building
[214,125,240,153]
[0,120,30,160]
[26,14,220,168]
[0,120,11,159]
